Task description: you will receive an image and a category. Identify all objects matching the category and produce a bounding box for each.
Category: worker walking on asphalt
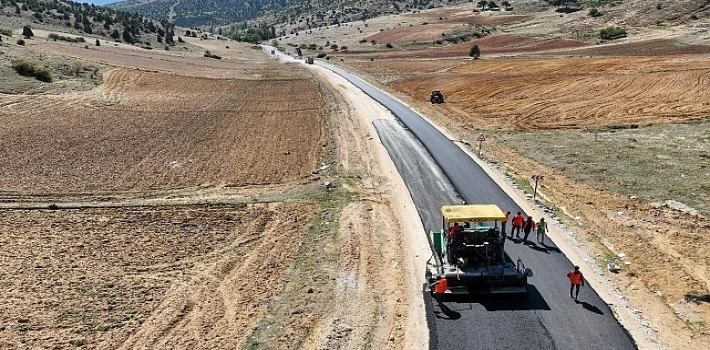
[522,216,535,243]
[567,266,584,301]
[536,218,548,244]
[502,211,511,236]
[511,212,524,238]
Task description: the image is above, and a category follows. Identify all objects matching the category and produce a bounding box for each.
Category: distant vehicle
[430,90,444,104]
[305,57,314,64]
[428,204,531,294]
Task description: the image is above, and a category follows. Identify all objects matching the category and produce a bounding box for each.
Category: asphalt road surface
[261,47,637,350]
[314,61,638,350]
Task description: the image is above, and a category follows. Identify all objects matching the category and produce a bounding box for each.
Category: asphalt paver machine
[429,204,530,294]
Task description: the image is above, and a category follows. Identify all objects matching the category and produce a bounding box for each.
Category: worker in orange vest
[430,276,449,302]
[567,266,584,301]
[511,212,524,238]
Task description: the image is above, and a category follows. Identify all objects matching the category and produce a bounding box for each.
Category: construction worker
[449,222,462,238]
[567,266,584,301]
[522,216,536,243]
[511,212,524,238]
[536,217,548,244]
[430,275,449,303]
[502,211,511,236]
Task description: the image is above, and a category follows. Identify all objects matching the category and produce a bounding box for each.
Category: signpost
[477,134,486,156]
[531,174,544,201]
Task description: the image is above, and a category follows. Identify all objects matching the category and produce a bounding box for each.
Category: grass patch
[491,120,710,216]
[585,0,624,6]
[11,59,53,82]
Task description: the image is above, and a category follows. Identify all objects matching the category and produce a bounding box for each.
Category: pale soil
[307,64,431,349]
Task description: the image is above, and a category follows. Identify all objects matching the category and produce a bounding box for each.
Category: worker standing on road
[502,211,511,236]
[536,218,548,244]
[567,266,584,301]
[522,216,536,243]
[429,276,449,303]
[511,212,524,238]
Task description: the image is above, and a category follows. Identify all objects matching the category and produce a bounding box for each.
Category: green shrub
[588,8,600,17]
[469,44,480,59]
[34,67,53,82]
[17,39,25,45]
[316,53,327,58]
[599,26,626,40]
[203,51,221,59]
[385,43,393,48]
[359,39,367,43]
[11,59,37,76]
[11,59,53,82]
[22,25,33,38]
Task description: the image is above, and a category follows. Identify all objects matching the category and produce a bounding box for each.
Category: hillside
[110,0,469,28]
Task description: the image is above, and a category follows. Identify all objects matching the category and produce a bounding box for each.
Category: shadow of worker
[432,294,461,320]
[577,300,604,315]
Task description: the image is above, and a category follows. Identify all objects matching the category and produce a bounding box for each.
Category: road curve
[312,61,637,350]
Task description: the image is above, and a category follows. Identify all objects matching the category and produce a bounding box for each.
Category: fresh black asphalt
[317,61,637,350]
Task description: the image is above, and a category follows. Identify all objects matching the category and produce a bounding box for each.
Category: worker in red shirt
[448,222,462,238]
[567,266,584,301]
[511,212,524,238]
[522,216,536,243]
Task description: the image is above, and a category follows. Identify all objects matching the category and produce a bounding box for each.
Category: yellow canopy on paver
[440,204,506,222]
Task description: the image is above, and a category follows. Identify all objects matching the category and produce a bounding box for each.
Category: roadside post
[477,134,486,156]
[531,174,544,202]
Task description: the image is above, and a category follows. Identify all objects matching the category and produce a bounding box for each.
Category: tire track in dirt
[114,202,317,350]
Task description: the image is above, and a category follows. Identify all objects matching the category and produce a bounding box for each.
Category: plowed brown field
[391,56,710,129]
[0,67,325,199]
[0,202,317,349]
